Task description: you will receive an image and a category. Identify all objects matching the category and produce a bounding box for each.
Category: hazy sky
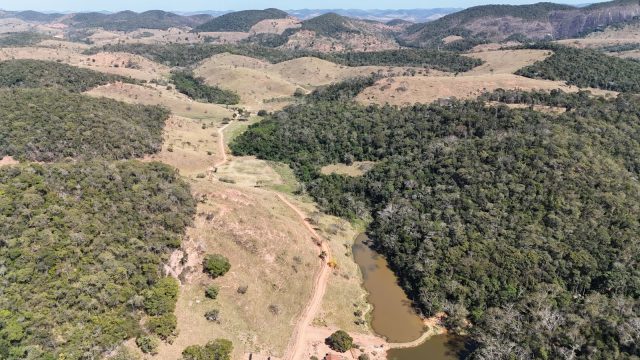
[0,0,604,12]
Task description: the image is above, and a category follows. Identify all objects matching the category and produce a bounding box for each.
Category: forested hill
[400,0,640,46]
[194,8,289,32]
[0,89,168,161]
[63,10,212,31]
[231,87,640,358]
[0,59,135,92]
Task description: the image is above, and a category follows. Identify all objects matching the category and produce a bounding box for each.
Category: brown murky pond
[353,234,466,360]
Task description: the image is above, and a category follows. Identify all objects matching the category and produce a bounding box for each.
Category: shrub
[204,309,220,322]
[257,109,268,116]
[136,336,159,354]
[358,354,370,360]
[182,338,233,360]
[203,254,231,278]
[325,330,353,353]
[146,314,177,339]
[205,285,220,299]
[237,285,248,294]
[144,277,179,315]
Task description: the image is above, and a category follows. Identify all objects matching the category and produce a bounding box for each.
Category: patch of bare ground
[442,35,464,44]
[85,82,232,119]
[250,18,301,35]
[320,161,376,177]
[0,156,18,167]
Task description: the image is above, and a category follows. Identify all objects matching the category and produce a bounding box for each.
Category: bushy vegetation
[231,89,640,358]
[66,10,206,31]
[194,8,288,32]
[0,32,46,47]
[0,89,169,161]
[203,254,231,278]
[205,285,220,299]
[298,13,360,37]
[325,330,353,352]
[516,44,640,92]
[0,59,134,92]
[171,71,239,105]
[309,74,383,102]
[182,339,233,360]
[0,161,195,359]
[83,43,482,72]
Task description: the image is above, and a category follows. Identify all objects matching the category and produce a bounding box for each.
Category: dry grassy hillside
[356,49,615,106]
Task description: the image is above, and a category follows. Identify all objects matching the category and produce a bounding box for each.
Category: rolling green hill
[194,8,288,32]
[64,10,211,31]
[0,59,135,92]
[0,89,168,162]
[298,12,361,36]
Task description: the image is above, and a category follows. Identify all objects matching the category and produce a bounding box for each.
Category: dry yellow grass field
[136,180,321,360]
[556,38,640,49]
[356,49,616,106]
[194,53,434,109]
[356,73,615,106]
[249,18,301,34]
[464,49,551,75]
[86,82,232,119]
[320,161,376,177]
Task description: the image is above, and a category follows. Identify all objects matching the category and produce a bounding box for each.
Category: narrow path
[215,122,232,168]
[277,193,331,360]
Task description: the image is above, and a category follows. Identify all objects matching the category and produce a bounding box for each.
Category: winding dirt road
[277,193,331,360]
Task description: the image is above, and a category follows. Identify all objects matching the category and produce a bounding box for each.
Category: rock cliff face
[550,3,640,38]
[400,0,640,45]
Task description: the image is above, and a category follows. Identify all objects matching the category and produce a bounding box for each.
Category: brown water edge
[353,234,468,360]
[352,234,424,343]
[387,334,471,360]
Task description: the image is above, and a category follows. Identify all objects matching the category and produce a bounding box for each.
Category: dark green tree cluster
[170,71,240,105]
[0,89,169,161]
[0,32,47,47]
[194,8,288,32]
[0,59,135,92]
[325,330,354,353]
[181,339,233,360]
[83,43,482,73]
[65,10,208,31]
[231,90,640,358]
[515,44,640,92]
[203,254,231,279]
[0,161,196,359]
[297,13,361,37]
[309,74,383,102]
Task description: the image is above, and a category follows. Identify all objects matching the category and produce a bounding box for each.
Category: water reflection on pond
[353,234,468,360]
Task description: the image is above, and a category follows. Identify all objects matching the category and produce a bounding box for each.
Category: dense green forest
[0,59,134,92]
[297,13,361,37]
[0,32,46,47]
[231,88,640,358]
[0,89,168,161]
[194,8,288,32]
[0,160,195,359]
[64,10,208,31]
[515,44,640,92]
[83,43,482,72]
[170,71,239,104]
